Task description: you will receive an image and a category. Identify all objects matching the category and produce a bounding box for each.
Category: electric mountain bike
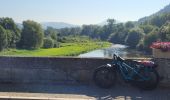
[93,54,159,90]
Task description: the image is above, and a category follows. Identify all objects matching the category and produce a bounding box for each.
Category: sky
[0,0,170,25]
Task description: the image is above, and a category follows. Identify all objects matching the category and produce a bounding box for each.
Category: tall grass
[0,42,111,57]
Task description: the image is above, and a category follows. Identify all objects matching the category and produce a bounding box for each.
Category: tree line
[1,14,170,53]
[57,13,170,53]
[0,18,59,51]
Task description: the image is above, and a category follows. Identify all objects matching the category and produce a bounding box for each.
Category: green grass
[0,42,111,57]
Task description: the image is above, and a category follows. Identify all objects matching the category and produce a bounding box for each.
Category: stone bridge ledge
[0,56,169,87]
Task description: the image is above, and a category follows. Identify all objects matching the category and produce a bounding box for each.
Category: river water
[79,44,151,58]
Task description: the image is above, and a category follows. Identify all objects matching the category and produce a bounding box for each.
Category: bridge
[0,56,169,88]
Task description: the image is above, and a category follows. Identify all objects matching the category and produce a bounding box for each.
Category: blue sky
[0,0,170,25]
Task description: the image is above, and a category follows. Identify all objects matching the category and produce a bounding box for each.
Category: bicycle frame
[112,58,150,82]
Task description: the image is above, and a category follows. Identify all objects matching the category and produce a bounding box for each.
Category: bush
[53,41,60,48]
[43,38,54,48]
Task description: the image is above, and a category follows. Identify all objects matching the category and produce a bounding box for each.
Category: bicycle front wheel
[93,65,116,89]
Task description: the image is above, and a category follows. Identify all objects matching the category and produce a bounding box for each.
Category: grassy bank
[0,42,111,57]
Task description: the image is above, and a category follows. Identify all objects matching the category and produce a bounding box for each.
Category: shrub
[43,38,54,48]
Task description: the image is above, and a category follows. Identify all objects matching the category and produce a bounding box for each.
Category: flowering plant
[150,42,170,52]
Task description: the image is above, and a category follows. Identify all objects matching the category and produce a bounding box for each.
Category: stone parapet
[0,57,112,84]
[0,56,169,87]
[154,58,170,87]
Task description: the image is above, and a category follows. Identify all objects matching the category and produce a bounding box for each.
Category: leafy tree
[19,20,44,49]
[43,38,54,48]
[6,30,13,47]
[0,17,21,48]
[69,27,81,36]
[92,26,103,39]
[108,23,129,44]
[0,25,7,51]
[81,25,102,39]
[125,29,144,48]
[146,13,170,27]
[81,25,95,36]
[139,24,156,34]
[108,33,119,43]
[101,19,116,40]
[159,22,170,41]
[125,21,135,29]
[44,27,58,40]
[108,30,128,44]
[143,29,159,52]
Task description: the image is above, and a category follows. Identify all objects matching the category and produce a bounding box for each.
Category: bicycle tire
[133,69,159,90]
[93,65,116,89]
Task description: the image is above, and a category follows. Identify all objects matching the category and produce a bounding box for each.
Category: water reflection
[79,44,151,58]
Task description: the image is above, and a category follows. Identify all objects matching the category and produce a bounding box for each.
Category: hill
[157,3,170,14]
[16,22,78,29]
[138,3,170,23]
[41,22,78,29]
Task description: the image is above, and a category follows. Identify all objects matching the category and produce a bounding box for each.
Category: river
[79,44,151,58]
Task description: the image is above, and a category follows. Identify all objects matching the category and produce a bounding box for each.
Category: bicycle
[93,54,159,90]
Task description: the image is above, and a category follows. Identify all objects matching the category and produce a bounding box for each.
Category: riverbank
[0,42,111,57]
[79,44,151,58]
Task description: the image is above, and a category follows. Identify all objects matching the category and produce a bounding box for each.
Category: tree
[81,25,101,39]
[108,30,128,44]
[0,17,21,48]
[107,19,116,26]
[146,13,170,27]
[143,29,159,52]
[81,25,95,36]
[125,29,144,48]
[159,22,170,41]
[0,25,7,51]
[6,30,13,47]
[139,24,156,34]
[44,27,58,40]
[19,20,44,49]
[108,33,119,43]
[125,21,135,29]
[101,19,116,40]
[43,38,54,48]
[108,23,128,44]
[69,27,81,36]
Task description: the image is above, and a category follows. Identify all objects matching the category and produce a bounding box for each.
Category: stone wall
[0,56,169,87]
[0,57,112,84]
[154,58,170,87]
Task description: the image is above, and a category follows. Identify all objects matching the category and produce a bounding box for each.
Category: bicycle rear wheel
[133,69,159,90]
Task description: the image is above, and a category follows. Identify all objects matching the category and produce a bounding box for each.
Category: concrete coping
[0,56,152,60]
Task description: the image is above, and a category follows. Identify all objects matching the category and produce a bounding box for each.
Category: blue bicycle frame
[112,58,150,82]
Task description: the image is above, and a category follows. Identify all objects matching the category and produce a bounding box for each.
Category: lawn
[0,42,111,57]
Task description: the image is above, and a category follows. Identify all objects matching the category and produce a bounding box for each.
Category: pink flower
[150,42,170,52]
